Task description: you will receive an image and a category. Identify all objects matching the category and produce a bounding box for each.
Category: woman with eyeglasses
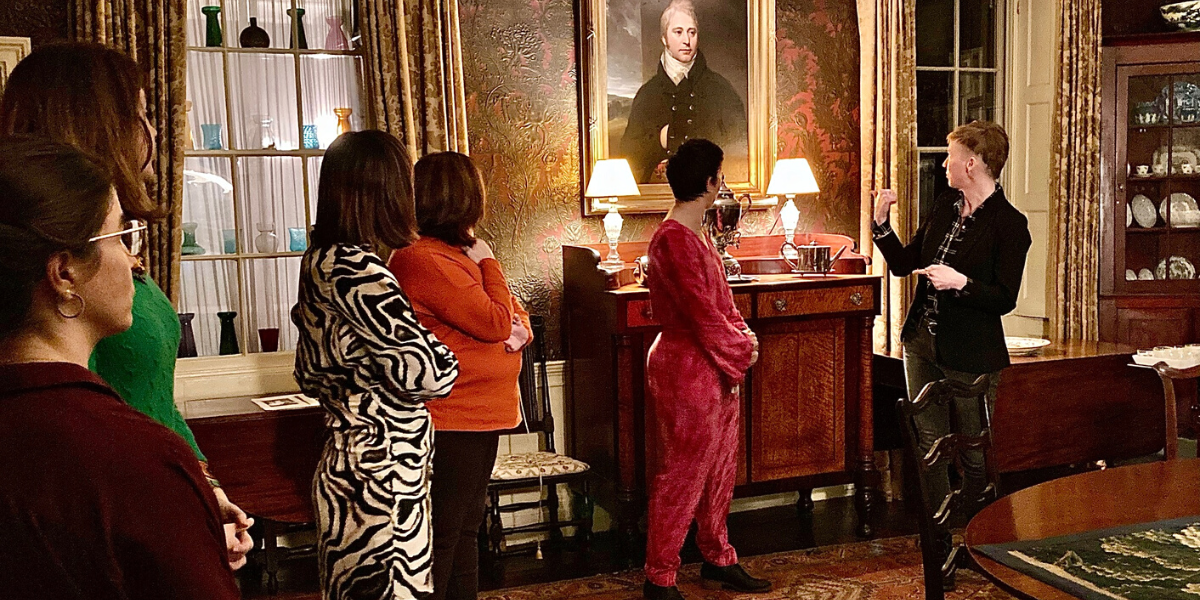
[0,138,240,599]
[0,43,253,569]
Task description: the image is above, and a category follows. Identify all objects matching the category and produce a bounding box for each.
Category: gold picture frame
[579,0,776,215]
[0,37,31,96]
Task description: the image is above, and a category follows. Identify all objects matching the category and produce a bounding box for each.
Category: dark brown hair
[0,137,114,339]
[311,130,418,251]
[414,152,486,247]
[948,120,1009,180]
[0,42,160,221]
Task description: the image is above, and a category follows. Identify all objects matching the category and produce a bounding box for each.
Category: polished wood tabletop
[965,459,1200,600]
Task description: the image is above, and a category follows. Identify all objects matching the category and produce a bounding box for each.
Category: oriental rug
[480,535,1014,600]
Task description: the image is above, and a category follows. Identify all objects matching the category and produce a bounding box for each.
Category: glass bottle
[258,115,275,149]
[334,107,353,135]
[177,313,198,358]
[217,311,240,355]
[287,8,308,50]
[181,222,206,255]
[255,222,278,253]
[202,5,223,47]
[239,16,271,48]
[325,16,349,50]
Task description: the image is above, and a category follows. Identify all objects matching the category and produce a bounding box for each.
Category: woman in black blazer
[871,120,1031,524]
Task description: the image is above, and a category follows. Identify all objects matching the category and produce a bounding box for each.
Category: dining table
[964,459,1200,599]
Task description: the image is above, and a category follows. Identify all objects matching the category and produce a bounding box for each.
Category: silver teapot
[703,181,753,281]
[781,240,848,276]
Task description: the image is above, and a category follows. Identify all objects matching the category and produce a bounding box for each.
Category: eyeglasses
[89,219,147,255]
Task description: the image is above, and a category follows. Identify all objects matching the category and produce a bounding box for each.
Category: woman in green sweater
[0,43,254,569]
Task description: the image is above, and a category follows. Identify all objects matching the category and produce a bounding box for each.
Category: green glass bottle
[217,311,240,355]
[202,5,223,47]
[286,8,308,49]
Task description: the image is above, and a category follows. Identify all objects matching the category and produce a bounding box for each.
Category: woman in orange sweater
[389,151,531,600]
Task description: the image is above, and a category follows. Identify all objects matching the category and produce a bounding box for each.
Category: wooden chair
[897,375,1000,600]
[1151,362,1200,460]
[481,315,592,557]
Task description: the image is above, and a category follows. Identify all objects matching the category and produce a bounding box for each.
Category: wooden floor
[237,495,923,598]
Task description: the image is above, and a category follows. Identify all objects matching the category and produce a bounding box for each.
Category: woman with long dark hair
[293,130,459,600]
[0,42,254,568]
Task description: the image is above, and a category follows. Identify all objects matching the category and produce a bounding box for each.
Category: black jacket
[875,187,1032,374]
[619,51,747,182]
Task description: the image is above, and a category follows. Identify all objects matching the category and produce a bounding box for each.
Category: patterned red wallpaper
[458,0,859,357]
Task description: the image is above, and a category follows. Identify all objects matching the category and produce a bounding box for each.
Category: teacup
[1184,163,1195,175]
[1154,163,1168,176]
[1136,164,1151,176]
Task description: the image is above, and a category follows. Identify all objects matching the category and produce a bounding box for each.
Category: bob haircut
[0,137,114,339]
[0,43,160,221]
[413,152,486,248]
[310,130,419,251]
[666,138,723,201]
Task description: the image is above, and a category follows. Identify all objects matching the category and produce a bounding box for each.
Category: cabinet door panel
[1116,307,1192,348]
[750,318,845,481]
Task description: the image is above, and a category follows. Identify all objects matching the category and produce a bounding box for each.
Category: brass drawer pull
[773,298,788,312]
[850,292,864,306]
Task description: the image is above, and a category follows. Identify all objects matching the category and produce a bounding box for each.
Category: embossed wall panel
[0,0,69,48]
[419,0,858,358]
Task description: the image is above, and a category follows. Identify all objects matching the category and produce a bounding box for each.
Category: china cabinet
[1100,36,1200,349]
[181,0,365,357]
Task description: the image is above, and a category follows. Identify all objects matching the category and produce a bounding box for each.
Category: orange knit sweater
[389,237,529,431]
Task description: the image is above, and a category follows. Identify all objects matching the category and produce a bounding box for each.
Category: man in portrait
[619,0,748,183]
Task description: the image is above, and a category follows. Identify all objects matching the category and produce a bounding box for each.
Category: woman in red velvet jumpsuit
[642,139,772,600]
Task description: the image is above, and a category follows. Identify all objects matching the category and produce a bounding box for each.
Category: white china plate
[1005,336,1051,356]
[1156,255,1197,280]
[1126,268,1137,281]
[1161,193,1200,227]
[1132,194,1158,228]
[1139,268,1155,280]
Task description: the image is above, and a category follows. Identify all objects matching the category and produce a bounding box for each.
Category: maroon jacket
[0,362,239,600]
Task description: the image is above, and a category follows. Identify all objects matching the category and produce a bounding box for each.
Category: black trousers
[430,430,500,600]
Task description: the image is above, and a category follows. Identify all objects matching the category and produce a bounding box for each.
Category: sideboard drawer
[758,285,873,318]
[627,300,658,328]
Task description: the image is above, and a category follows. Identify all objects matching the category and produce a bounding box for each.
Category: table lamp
[767,158,820,258]
[585,159,640,270]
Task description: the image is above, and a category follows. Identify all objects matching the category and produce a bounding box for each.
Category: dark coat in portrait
[619,51,747,183]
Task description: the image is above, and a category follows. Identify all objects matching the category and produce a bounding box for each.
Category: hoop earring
[57,291,85,319]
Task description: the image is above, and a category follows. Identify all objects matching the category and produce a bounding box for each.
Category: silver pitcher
[781,240,848,276]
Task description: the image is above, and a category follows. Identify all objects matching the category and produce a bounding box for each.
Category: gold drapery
[357,0,469,157]
[857,0,916,353]
[1050,0,1102,341]
[71,0,188,304]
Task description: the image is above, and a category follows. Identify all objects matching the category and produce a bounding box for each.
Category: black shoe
[643,580,686,600]
[699,562,772,593]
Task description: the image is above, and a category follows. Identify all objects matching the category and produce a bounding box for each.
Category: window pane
[228,0,293,51]
[916,0,955,67]
[187,51,228,151]
[228,54,300,150]
[307,156,322,225]
[183,157,236,255]
[301,55,365,147]
[244,257,302,353]
[186,0,215,48]
[959,0,997,68]
[959,72,996,125]
[917,71,954,146]
[180,260,240,357]
[919,152,950,223]
[236,157,306,254]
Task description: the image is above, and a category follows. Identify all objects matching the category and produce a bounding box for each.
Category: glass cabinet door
[1120,71,1200,289]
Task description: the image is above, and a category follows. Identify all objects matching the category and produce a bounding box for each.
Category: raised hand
[872,189,898,226]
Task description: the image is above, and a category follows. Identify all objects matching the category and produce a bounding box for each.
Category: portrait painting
[579,0,775,214]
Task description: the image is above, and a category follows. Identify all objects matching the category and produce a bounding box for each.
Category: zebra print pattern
[293,244,459,600]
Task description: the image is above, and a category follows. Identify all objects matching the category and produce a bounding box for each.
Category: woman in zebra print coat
[293,131,460,600]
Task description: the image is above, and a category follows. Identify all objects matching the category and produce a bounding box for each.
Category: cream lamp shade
[766,158,820,196]
[585,158,640,198]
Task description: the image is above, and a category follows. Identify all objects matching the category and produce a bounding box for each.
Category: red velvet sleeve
[649,226,755,385]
